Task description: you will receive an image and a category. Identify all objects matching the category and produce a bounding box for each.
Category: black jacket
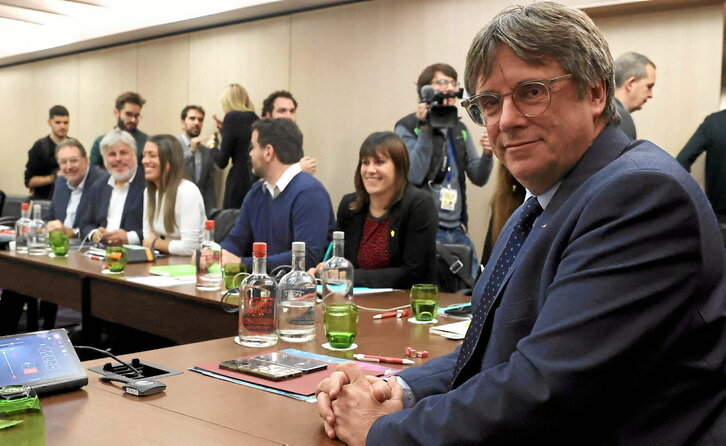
[336,185,438,288]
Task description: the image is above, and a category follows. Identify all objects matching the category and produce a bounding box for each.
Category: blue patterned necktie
[451,196,543,387]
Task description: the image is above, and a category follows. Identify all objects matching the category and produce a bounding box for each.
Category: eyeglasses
[461,73,573,127]
[432,79,459,89]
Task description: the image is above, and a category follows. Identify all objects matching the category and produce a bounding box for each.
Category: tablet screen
[0,329,88,394]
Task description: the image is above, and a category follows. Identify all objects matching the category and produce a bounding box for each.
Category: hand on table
[316,362,403,444]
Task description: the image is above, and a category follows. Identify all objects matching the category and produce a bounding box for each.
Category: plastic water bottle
[277,241,317,342]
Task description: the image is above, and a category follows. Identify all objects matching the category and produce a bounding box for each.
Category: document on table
[315,285,395,295]
[125,275,196,287]
[430,320,470,340]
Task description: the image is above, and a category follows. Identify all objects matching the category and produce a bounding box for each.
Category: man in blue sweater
[220,119,334,272]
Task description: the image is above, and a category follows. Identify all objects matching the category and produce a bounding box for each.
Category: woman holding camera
[141,134,206,256]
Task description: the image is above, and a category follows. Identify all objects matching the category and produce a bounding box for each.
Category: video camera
[420,85,464,129]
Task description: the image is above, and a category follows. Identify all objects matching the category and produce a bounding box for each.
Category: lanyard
[445,132,456,185]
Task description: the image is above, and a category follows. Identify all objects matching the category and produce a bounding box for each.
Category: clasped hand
[316,362,403,445]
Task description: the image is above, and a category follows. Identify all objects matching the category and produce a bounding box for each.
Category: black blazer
[336,184,438,288]
[46,166,103,227]
[211,111,259,209]
[183,142,216,217]
[77,168,145,241]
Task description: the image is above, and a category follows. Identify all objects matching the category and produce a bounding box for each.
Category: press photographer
[394,63,494,278]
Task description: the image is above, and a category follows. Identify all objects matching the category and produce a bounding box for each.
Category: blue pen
[322,241,334,262]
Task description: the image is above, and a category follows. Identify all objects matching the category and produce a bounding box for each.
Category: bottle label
[242,287,275,332]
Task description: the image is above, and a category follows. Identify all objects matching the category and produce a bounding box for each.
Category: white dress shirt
[63,167,91,228]
[105,168,140,245]
[263,163,302,199]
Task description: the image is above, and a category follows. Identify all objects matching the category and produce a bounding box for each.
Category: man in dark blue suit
[77,129,144,245]
[46,138,102,238]
[316,3,726,445]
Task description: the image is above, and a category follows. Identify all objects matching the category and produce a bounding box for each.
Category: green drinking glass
[323,302,358,349]
[105,246,127,274]
[48,230,69,257]
[410,284,439,322]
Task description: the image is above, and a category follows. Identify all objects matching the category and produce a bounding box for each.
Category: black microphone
[420,85,436,103]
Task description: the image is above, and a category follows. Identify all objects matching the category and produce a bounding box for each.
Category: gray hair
[464,1,616,121]
[614,52,655,87]
[100,129,137,156]
[55,138,87,158]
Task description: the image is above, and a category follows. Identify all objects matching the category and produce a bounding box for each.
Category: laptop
[0,329,88,394]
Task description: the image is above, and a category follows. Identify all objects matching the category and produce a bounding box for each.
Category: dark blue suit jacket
[369,126,726,444]
[77,168,145,241]
[46,166,102,227]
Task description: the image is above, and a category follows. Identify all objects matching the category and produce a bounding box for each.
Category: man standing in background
[89,92,148,168]
[179,105,216,216]
[261,90,317,174]
[676,110,726,222]
[24,105,69,199]
[612,52,656,139]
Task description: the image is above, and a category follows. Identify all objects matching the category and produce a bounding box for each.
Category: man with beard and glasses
[78,129,144,245]
[178,105,216,216]
[89,92,148,168]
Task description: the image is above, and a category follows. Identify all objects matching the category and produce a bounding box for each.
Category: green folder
[149,264,196,277]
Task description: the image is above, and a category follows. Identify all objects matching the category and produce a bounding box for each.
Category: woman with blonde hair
[211,83,259,209]
[142,134,206,256]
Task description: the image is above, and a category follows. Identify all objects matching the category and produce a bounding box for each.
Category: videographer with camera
[395,63,493,278]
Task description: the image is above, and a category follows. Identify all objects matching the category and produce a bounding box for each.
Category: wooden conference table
[0,250,236,343]
[38,292,467,445]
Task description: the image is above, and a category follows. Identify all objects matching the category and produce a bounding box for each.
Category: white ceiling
[0,0,363,67]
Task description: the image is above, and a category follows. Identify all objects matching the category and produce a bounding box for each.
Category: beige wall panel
[76,45,139,153]
[137,34,191,137]
[188,17,291,139]
[0,65,36,195]
[596,4,723,187]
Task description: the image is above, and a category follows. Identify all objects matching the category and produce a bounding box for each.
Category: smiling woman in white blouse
[141,134,206,256]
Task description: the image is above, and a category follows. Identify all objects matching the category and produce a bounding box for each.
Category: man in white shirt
[77,129,145,245]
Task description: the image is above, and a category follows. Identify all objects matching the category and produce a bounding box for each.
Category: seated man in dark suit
[77,129,144,245]
[46,138,102,238]
[316,3,726,445]
[0,138,101,334]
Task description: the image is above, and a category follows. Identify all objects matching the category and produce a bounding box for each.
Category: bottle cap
[333,231,344,241]
[204,220,214,231]
[252,242,267,257]
[21,202,29,211]
[291,241,305,253]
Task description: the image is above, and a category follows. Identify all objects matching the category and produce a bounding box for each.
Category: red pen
[353,354,415,365]
[87,255,104,261]
[373,308,410,319]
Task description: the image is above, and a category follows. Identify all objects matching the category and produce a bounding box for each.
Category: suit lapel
[120,169,144,228]
[476,126,632,334]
